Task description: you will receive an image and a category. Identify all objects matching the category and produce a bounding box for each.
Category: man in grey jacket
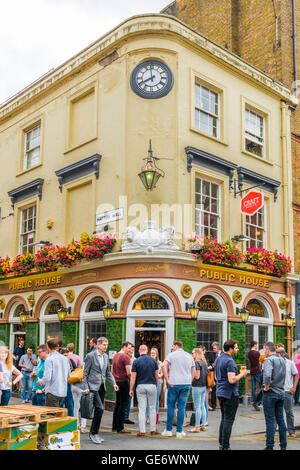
[83,337,118,444]
[262,342,287,450]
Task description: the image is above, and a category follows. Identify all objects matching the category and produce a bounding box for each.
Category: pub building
[0,13,298,403]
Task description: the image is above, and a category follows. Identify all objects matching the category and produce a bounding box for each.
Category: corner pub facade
[0,14,298,401]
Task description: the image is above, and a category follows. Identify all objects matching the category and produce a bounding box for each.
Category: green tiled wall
[62,321,79,353]
[105,319,126,400]
[25,323,39,352]
[0,324,10,347]
[175,319,196,353]
[228,322,246,396]
[273,327,287,350]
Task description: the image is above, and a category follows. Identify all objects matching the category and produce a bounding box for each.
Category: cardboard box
[38,417,78,434]
[0,438,37,450]
[38,430,80,450]
[40,442,80,451]
[0,424,39,442]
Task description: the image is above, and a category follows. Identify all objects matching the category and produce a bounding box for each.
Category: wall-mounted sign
[96,208,123,226]
[241,191,264,216]
[133,294,169,310]
[246,299,266,317]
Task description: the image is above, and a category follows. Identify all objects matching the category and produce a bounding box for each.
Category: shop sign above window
[246,299,267,318]
[133,294,169,310]
[87,296,106,312]
[197,295,222,313]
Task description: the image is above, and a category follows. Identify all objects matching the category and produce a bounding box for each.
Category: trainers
[161,429,173,437]
[176,432,186,438]
[124,419,135,425]
[89,434,103,444]
[80,427,89,434]
[253,403,260,411]
[21,400,27,404]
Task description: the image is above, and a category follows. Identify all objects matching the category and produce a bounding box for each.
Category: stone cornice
[0,14,297,121]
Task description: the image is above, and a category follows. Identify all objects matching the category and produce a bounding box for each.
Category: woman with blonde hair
[189,348,208,432]
[0,347,23,406]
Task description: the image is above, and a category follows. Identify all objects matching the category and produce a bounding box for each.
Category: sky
[0,0,170,104]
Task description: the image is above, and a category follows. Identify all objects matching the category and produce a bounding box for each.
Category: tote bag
[80,392,95,420]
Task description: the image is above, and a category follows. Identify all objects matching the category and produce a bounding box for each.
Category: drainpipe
[285,280,293,358]
[292,0,298,99]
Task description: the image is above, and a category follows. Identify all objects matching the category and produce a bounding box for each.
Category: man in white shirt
[277,347,299,438]
[37,338,70,407]
[161,340,195,438]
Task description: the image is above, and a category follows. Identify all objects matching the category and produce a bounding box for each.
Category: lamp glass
[20,314,27,323]
[58,310,67,322]
[286,317,293,328]
[189,307,199,320]
[240,311,249,323]
[103,307,112,319]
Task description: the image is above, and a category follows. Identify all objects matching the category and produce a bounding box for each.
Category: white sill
[16,163,43,177]
[190,127,229,146]
[242,149,274,165]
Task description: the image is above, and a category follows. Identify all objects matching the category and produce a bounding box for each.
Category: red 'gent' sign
[240,191,264,216]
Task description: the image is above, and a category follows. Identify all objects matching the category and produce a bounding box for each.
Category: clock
[130,59,174,99]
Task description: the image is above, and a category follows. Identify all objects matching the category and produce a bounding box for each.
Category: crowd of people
[0,336,299,450]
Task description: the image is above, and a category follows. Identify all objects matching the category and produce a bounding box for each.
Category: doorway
[135,330,166,361]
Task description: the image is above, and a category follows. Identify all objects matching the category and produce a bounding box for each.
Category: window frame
[245,205,266,249]
[195,177,221,241]
[245,108,265,159]
[241,97,271,164]
[194,83,220,139]
[24,123,41,170]
[19,204,37,254]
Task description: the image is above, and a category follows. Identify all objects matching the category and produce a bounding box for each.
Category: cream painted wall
[0,15,294,259]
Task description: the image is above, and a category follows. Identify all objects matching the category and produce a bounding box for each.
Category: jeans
[146,380,162,418]
[125,384,136,420]
[251,373,263,404]
[90,384,105,435]
[284,391,295,434]
[166,385,190,433]
[32,391,45,406]
[192,386,207,428]
[295,382,300,405]
[136,384,157,433]
[59,383,74,417]
[262,391,287,449]
[0,389,11,406]
[21,371,33,402]
[218,394,239,450]
[112,381,130,432]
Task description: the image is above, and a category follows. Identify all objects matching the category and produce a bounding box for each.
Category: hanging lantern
[138,140,165,191]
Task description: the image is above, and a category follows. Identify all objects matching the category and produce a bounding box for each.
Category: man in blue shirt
[214,339,247,450]
[130,344,159,437]
[31,344,49,406]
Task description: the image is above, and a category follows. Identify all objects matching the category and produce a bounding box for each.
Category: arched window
[13,304,25,319]
[196,294,226,353]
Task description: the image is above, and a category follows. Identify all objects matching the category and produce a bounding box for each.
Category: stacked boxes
[37,417,80,450]
[0,424,39,451]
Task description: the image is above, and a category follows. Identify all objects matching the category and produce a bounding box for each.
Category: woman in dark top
[189,348,208,432]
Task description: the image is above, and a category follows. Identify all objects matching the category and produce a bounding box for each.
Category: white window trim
[24,124,41,171]
[245,297,274,344]
[246,205,267,249]
[79,293,106,359]
[196,291,228,345]
[195,83,220,139]
[195,177,221,241]
[19,205,36,254]
[245,108,265,159]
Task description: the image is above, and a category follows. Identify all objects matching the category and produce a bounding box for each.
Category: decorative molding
[8,179,44,209]
[237,167,281,201]
[180,284,192,299]
[232,290,242,304]
[65,289,75,304]
[111,284,122,299]
[0,15,296,121]
[55,154,101,192]
[186,146,237,188]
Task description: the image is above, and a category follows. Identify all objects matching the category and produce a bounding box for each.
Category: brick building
[162,0,300,344]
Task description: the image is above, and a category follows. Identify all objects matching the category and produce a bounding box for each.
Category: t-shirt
[19,354,37,372]
[0,363,15,391]
[164,349,195,385]
[294,353,300,376]
[247,350,262,375]
[68,353,82,368]
[112,353,131,382]
[131,355,158,386]
[192,360,208,387]
[12,346,25,368]
[32,359,46,392]
[284,358,298,392]
[215,353,239,399]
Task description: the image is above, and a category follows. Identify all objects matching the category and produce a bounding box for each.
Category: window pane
[197,321,223,352]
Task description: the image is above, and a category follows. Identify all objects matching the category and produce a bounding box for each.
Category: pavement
[6,395,300,450]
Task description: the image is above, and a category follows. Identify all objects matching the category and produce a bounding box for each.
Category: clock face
[130,60,174,99]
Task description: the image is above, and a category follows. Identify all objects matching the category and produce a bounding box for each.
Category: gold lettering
[27,281,32,288]
[259,280,264,287]
[229,274,236,282]
[246,277,252,285]
[253,278,258,286]
[264,280,269,288]
[200,270,206,278]
[220,273,226,281]
[214,272,220,280]
[207,271,213,279]
[240,276,246,283]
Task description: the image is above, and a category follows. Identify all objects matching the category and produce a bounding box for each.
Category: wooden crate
[0,405,68,428]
